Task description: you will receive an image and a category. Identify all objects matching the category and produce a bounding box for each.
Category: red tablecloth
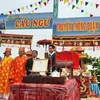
[8,79,80,100]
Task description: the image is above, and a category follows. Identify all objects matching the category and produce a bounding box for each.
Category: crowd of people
[0,44,57,99]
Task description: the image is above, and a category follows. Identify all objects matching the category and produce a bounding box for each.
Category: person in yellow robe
[10,47,27,83]
[0,48,13,99]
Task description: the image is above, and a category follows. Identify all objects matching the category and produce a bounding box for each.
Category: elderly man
[0,48,13,99]
[10,47,27,83]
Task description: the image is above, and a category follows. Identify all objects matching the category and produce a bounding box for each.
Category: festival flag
[35,8,38,10]
[64,0,68,4]
[72,5,75,9]
[76,6,79,9]
[31,10,34,13]
[76,0,79,4]
[13,10,16,14]
[81,9,84,13]
[44,2,47,6]
[9,11,12,14]
[1,13,3,15]
[96,4,99,8]
[42,0,46,3]
[30,4,33,7]
[5,12,8,14]
[85,2,89,6]
[34,3,37,6]
[47,0,50,3]
[90,14,93,17]
[26,6,28,9]
[21,7,24,11]
[39,5,42,8]
[80,0,84,5]
[38,1,41,5]
[71,0,74,3]
[1,0,49,15]
[68,2,71,6]
[90,2,94,7]
[84,12,89,16]
[17,8,20,12]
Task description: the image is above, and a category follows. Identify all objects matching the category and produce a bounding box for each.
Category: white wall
[0,0,100,58]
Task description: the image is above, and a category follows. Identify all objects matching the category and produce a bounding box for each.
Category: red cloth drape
[56,51,79,69]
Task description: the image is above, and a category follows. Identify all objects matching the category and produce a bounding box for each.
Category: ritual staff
[26,50,39,75]
[0,48,13,99]
[10,47,27,83]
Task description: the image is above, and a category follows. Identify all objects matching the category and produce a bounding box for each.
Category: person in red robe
[10,47,27,83]
[0,48,13,99]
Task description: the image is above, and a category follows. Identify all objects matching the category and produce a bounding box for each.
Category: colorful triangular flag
[38,1,41,5]
[1,13,3,15]
[26,6,28,9]
[5,12,8,15]
[42,0,45,3]
[90,14,93,17]
[44,2,46,6]
[71,0,74,3]
[35,8,38,10]
[81,9,84,12]
[76,6,79,9]
[9,11,12,14]
[30,4,33,7]
[72,5,75,9]
[17,8,20,12]
[39,5,42,8]
[90,2,94,7]
[84,12,89,16]
[47,0,50,3]
[34,3,37,6]
[96,4,99,8]
[64,0,68,4]
[76,0,79,4]
[80,1,84,5]
[85,2,88,6]
[68,2,71,6]
[21,7,24,11]
[32,10,34,13]
[13,10,16,14]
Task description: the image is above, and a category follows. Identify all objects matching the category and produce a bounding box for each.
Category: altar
[8,79,80,100]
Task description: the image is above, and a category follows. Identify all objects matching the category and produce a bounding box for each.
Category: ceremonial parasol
[37,39,51,45]
[37,39,51,58]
